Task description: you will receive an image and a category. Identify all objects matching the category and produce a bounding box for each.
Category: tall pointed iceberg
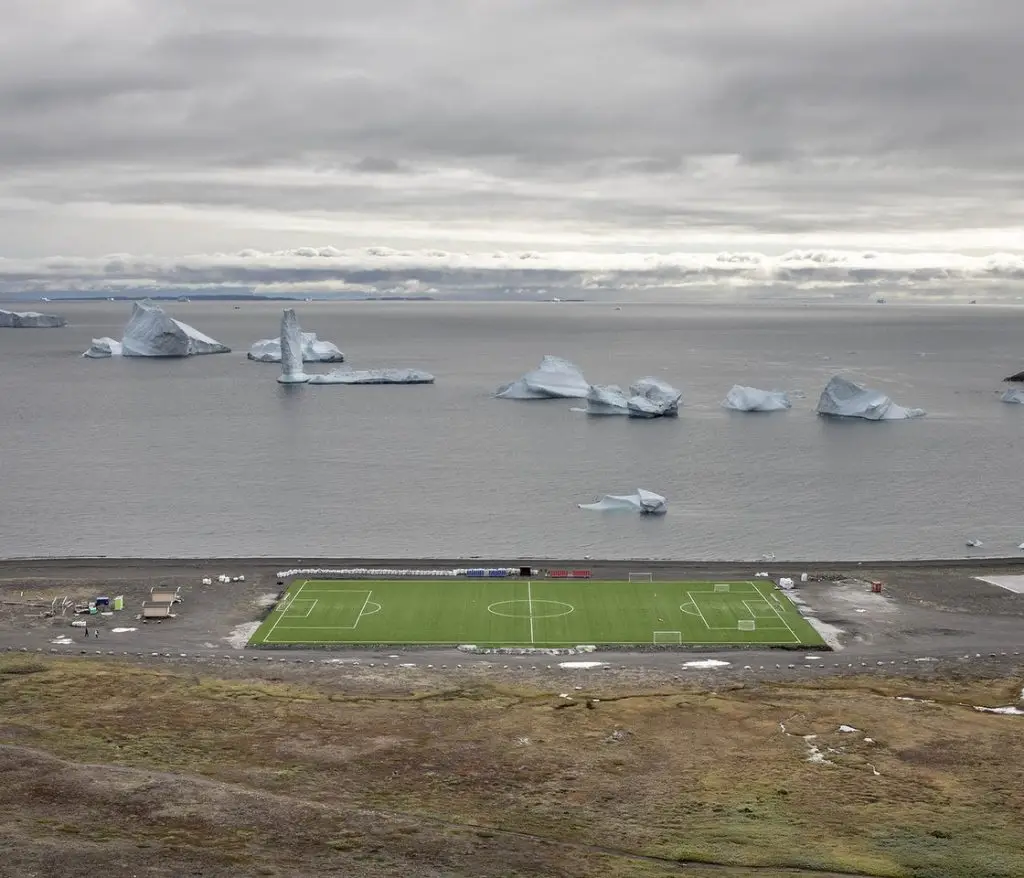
[277,309,311,384]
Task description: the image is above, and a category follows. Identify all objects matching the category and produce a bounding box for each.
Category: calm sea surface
[2,300,1022,561]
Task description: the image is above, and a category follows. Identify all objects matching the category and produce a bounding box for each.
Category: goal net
[713,583,730,592]
[738,619,756,631]
[629,572,654,583]
[653,630,682,644]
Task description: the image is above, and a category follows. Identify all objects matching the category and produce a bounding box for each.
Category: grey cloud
[0,0,1023,260]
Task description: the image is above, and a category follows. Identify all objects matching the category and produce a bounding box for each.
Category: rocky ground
[0,558,1022,876]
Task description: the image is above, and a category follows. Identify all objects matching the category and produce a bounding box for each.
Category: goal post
[738,619,756,631]
[653,630,682,644]
[629,572,654,583]
[713,583,730,592]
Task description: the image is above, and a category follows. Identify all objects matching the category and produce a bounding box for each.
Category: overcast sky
[3,0,1023,299]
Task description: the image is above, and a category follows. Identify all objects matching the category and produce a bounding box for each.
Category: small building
[142,601,173,620]
[150,587,180,605]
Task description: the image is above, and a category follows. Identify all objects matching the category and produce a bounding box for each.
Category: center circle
[487,600,574,619]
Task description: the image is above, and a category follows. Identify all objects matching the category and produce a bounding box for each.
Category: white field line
[686,592,713,631]
[750,581,801,644]
[265,580,307,642]
[352,590,374,629]
[282,599,318,619]
[527,580,535,644]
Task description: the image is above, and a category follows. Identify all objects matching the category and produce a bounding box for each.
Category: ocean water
[2,300,1022,561]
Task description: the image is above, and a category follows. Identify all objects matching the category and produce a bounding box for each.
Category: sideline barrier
[549,570,569,578]
[276,567,520,579]
[571,570,592,579]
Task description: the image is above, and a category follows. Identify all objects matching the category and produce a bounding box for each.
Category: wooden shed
[142,601,173,619]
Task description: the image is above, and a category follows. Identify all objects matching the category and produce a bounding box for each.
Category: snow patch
[257,593,280,608]
[51,636,73,645]
[682,659,731,669]
[974,705,1024,716]
[224,622,260,649]
[110,627,137,633]
[975,575,1024,594]
[558,661,608,669]
[838,724,859,733]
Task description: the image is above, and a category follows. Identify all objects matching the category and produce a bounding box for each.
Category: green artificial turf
[249,578,825,648]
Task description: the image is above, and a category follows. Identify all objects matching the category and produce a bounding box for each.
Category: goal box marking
[653,630,682,644]
[738,619,756,631]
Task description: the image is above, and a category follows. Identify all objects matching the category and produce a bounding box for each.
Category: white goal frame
[629,572,654,583]
[738,619,756,631]
[653,630,682,644]
[713,583,731,592]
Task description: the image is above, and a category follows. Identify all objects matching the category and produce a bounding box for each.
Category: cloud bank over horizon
[3,246,1023,302]
[2,0,1022,300]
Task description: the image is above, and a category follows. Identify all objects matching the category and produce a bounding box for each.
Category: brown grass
[0,656,1022,877]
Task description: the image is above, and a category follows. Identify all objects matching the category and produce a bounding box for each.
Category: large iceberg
[816,375,925,420]
[627,377,681,418]
[578,489,667,515]
[1001,388,1024,404]
[118,300,230,357]
[308,368,434,385]
[248,332,344,363]
[0,308,66,328]
[721,385,792,412]
[81,337,124,358]
[278,309,311,384]
[496,356,590,399]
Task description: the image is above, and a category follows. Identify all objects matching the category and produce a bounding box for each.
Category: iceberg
[0,308,66,328]
[81,337,124,358]
[248,332,344,363]
[722,385,792,412]
[584,384,629,415]
[816,375,925,420]
[496,355,590,399]
[578,489,667,515]
[307,368,434,385]
[119,300,230,357]
[1004,370,1024,382]
[277,309,311,384]
[1001,388,1024,404]
[627,377,681,418]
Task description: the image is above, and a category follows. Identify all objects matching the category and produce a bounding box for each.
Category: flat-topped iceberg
[248,332,344,363]
[82,337,124,358]
[816,375,925,420]
[627,377,681,418]
[585,384,629,415]
[308,368,434,385]
[278,309,311,384]
[118,300,230,357]
[722,385,791,412]
[1001,388,1024,404]
[0,308,66,328]
[496,355,590,399]
[579,489,667,515]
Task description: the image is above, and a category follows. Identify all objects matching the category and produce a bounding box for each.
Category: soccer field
[249,578,826,648]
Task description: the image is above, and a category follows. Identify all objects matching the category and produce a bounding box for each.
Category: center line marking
[528,580,534,644]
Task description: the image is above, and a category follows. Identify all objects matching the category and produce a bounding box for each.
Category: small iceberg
[1001,388,1024,404]
[82,337,124,358]
[578,488,667,515]
[1004,370,1024,382]
[627,377,681,418]
[722,385,791,412]
[496,355,590,399]
[308,368,434,385]
[0,308,66,328]
[278,309,311,384]
[584,384,629,415]
[816,375,925,420]
[248,332,344,363]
